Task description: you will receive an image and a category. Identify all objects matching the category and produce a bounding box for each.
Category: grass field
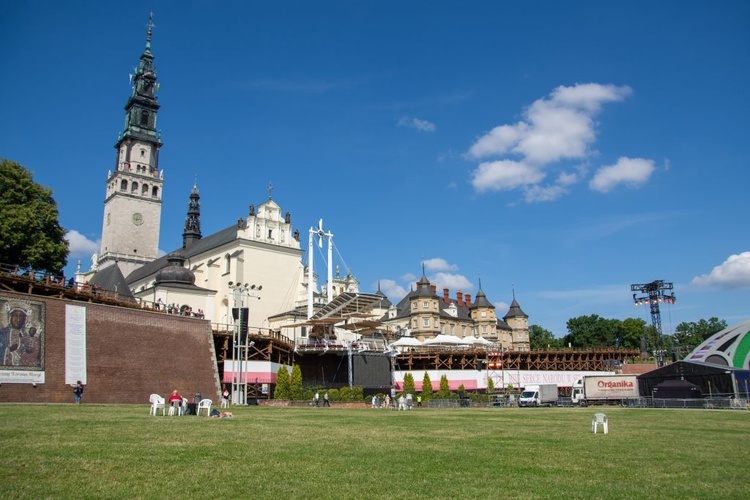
[1,404,747,499]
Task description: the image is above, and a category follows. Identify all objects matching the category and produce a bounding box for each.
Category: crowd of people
[153,298,204,318]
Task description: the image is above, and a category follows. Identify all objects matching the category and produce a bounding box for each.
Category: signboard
[65,305,87,385]
[0,298,45,384]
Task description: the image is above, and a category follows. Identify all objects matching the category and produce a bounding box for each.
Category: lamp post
[229,281,262,404]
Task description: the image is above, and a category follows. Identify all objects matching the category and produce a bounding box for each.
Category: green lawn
[0,404,747,499]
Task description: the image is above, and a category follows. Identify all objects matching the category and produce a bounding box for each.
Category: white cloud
[691,252,750,289]
[468,83,631,164]
[430,272,473,292]
[494,301,510,314]
[589,157,655,192]
[467,83,642,201]
[424,258,458,272]
[523,184,568,203]
[398,116,437,132]
[64,230,99,257]
[379,279,408,300]
[470,160,545,192]
[401,272,417,283]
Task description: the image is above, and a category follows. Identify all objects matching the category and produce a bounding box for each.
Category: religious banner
[65,305,87,385]
[0,298,45,384]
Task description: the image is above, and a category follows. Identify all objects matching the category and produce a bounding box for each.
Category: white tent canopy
[466,336,493,346]
[423,334,472,346]
[390,337,424,347]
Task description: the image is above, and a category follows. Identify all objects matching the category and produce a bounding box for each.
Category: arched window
[223,254,231,274]
[131,182,138,193]
[141,184,148,195]
[120,179,128,191]
[140,110,149,125]
[152,186,159,197]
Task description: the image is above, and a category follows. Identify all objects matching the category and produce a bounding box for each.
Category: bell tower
[99,14,164,277]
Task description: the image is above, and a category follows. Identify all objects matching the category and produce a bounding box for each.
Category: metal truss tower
[631,280,676,366]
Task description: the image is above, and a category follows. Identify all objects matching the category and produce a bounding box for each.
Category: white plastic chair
[149,394,166,416]
[181,397,189,415]
[196,398,213,416]
[592,413,608,434]
[168,398,184,416]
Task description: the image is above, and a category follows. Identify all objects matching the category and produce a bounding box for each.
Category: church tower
[98,15,164,277]
[182,183,202,249]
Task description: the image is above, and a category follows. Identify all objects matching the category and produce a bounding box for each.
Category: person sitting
[168,390,183,410]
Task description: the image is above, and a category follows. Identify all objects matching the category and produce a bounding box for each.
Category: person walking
[323,392,330,407]
[73,380,85,404]
[314,392,320,407]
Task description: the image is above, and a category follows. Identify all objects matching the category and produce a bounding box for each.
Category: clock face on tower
[132,213,144,226]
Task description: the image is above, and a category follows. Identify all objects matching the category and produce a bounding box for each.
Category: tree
[529,325,562,349]
[274,366,290,399]
[421,372,433,401]
[616,318,649,350]
[672,318,727,350]
[437,375,451,399]
[487,377,495,394]
[0,159,69,273]
[403,373,416,395]
[563,315,620,348]
[289,365,303,401]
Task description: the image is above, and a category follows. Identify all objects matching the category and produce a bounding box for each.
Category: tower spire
[182,183,202,249]
[145,12,155,53]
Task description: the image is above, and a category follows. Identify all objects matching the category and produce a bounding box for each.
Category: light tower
[630,280,676,366]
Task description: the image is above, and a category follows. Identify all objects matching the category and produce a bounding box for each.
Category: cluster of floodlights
[632,294,676,306]
[228,282,262,291]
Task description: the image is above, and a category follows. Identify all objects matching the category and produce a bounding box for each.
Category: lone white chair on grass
[197,398,213,416]
[149,394,166,416]
[592,413,608,434]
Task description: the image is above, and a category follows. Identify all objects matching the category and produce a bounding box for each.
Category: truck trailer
[571,375,639,406]
[518,384,558,407]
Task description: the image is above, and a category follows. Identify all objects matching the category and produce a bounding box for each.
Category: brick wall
[0,291,221,405]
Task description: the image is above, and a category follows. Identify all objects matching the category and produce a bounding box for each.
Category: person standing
[73,380,85,404]
[222,387,230,407]
[314,391,320,407]
[323,392,330,407]
[417,395,422,408]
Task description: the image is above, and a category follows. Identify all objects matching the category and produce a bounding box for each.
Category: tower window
[140,110,149,125]
[142,184,148,195]
[140,149,146,157]
[120,180,128,191]
[152,186,159,197]
[131,182,139,193]
[268,229,273,239]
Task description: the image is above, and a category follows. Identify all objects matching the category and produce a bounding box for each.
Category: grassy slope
[0,405,747,499]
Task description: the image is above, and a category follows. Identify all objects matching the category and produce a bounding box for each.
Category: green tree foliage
[437,375,451,399]
[289,365,303,401]
[616,318,649,350]
[274,366,290,399]
[487,377,495,394]
[672,318,727,350]
[564,315,619,348]
[529,325,562,349]
[0,159,69,273]
[403,373,416,395]
[421,372,433,401]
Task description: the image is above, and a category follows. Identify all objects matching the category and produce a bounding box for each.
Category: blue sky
[2,1,749,338]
